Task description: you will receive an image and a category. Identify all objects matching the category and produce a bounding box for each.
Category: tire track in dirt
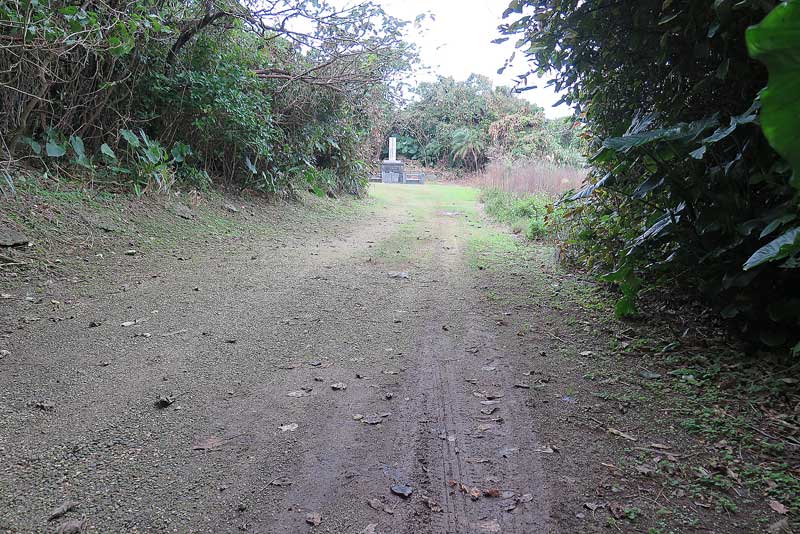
[406,206,553,534]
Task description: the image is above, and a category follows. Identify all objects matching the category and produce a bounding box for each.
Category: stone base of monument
[380,160,405,183]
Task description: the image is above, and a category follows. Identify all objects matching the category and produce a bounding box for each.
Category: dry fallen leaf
[192,436,224,451]
[305,512,322,526]
[459,484,481,501]
[607,427,637,441]
[48,501,78,521]
[769,500,789,515]
[483,487,502,498]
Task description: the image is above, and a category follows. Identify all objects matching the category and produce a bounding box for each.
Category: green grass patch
[481,188,553,239]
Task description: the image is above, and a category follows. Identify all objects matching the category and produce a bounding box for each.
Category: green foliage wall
[501,0,800,351]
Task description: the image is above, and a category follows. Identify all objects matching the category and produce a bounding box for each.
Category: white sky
[377,0,572,118]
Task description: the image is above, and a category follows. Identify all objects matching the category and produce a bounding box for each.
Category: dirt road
[0,185,556,533]
[1,184,769,533]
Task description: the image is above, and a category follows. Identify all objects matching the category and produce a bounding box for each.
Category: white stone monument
[381,136,405,183]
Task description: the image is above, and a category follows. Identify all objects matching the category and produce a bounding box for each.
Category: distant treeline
[387,75,585,171]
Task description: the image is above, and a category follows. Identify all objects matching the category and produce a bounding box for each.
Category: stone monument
[380,136,405,183]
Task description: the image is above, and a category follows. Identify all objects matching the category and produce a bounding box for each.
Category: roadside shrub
[481,188,558,241]
[388,76,585,171]
[526,218,547,240]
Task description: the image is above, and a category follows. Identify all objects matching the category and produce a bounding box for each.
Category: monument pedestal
[381,160,405,183]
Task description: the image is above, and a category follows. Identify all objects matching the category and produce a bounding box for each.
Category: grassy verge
[0,173,366,291]
[480,188,561,240]
[470,220,799,532]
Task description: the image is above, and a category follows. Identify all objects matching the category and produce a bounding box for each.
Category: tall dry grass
[469,159,586,197]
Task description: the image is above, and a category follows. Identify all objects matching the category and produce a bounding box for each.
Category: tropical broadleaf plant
[746,0,800,186]
[450,128,486,170]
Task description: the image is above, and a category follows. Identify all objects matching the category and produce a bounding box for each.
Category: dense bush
[1,0,415,197]
[501,0,800,351]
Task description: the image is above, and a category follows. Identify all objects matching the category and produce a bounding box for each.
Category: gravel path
[0,185,557,533]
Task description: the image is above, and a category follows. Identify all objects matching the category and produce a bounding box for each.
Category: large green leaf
[69,135,85,158]
[747,0,800,186]
[21,137,41,155]
[46,141,66,158]
[602,116,719,153]
[120,129,140,148]
[100,143,117,160]
[743,226,800,270]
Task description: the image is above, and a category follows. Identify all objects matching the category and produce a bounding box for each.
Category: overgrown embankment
[0,175,365,295]
[1,0,415,198]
